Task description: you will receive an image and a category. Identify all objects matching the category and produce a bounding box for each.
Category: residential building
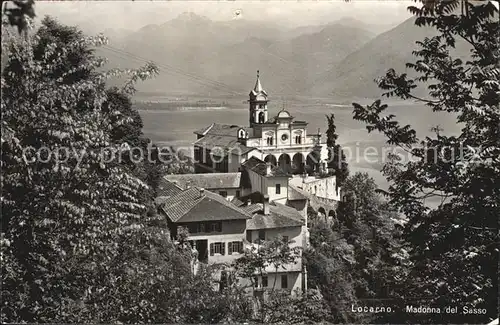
[238,195,307,296]
[240,156,289,203]
[159,186,252,266]
[157,182,308,296]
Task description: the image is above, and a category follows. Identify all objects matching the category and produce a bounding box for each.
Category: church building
[193,71,330,175]
[156,71,344,297]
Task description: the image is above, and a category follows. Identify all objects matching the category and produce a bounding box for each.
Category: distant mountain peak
[335,16,366,26]
[173,11,212,23]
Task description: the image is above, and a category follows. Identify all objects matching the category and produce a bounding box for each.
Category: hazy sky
[35,0,414,32]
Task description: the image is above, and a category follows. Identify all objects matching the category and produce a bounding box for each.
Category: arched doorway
[278,154,291,173]
[306,152,320,174]
[328,210,336,225]
[292,153,305,174]
[264,155,277,166]
[258,112,265,123]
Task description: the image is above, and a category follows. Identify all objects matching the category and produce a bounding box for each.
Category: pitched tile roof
[157,178,183,198]
[245,201,304,230]
[155,178,183,206]
[160,187,253,223]
[193,124,256,156]
[164,173,242,189]
[154,196,170,206]
[242,156,288,178]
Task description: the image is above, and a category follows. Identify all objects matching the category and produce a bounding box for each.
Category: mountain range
[308,17,472,99]
[96,12,471,99]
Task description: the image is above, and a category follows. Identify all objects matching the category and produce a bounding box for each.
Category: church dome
[277,110,291,118]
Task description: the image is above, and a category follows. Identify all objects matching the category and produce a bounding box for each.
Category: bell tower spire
[254,70,263,93]
[248,70,269,127]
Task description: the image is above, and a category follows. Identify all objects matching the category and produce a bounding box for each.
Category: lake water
[138,98,460,202]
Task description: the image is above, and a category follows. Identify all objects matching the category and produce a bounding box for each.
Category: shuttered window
[228,241,243,255]
[235,241,243,253]
[212,242,225,255]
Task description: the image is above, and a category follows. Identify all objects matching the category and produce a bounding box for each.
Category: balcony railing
[249,136,321,149]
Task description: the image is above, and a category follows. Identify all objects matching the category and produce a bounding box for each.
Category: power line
[102,45,240,95]
[103,44,240,92]
[101,45,243,96]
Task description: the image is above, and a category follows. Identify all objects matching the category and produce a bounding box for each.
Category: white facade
[194,72,330,175]
[244,168,289,203]
[289,174,341,202]
[246,225,305,295]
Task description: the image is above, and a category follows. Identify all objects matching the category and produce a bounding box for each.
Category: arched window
[259,112,265,123]
[265,131,274,146]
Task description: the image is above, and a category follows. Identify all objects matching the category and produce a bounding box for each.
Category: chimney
[200,188,205,197]
[263,194,270,215]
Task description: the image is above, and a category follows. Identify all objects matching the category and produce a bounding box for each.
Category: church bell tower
[248,70,269,127]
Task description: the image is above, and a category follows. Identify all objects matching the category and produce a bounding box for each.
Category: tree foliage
[0,17,219,323]
[352,1,499,323]
[232,236,329,323]
[305,220,364,323]
[325,113,349,187]
[306,172,403,323]
[337,173,404,304]
[2,0,35,35]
